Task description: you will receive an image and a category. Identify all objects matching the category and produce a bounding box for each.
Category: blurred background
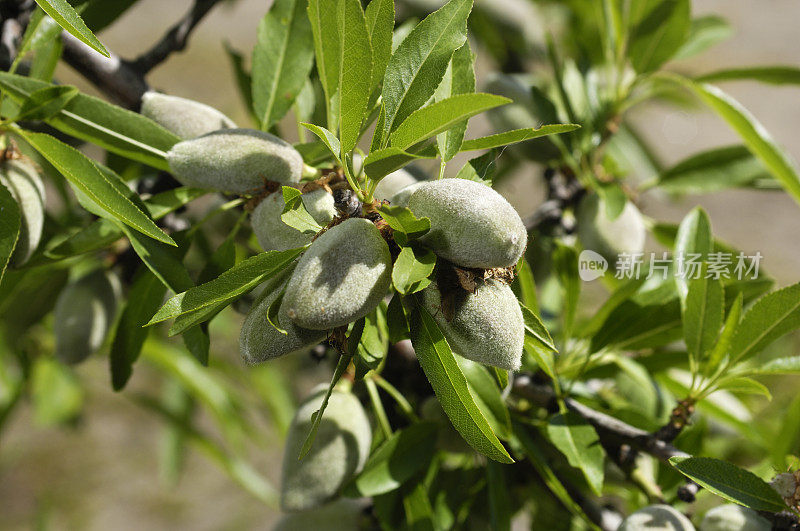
[1,0,799,529]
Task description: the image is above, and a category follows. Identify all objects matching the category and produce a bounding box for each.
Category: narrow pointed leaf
[674,206,712,303]
[0,183,20,284]
[697,66,800,86]
[409,304,513,463]
[110,268,167,391]
[669,456,787,512]
[546,412,605,496]
[435,41,475,161]
[459,124,579,152]
[380,0,472,140]
[34,0,109,57]
[20,131,175,246]
[730,282,800,363]
[667,76,800,207]
[147,248,305,325]
[345,422,437,497]
[0,72,179,169]
[363,146,431,181]
[252,0,314,129]
[365,0,394,93]
[683,275,724,362]
[389,93,509,150]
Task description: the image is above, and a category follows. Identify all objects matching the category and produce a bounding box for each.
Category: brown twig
[511,374,688,463]
[60,31,149,109]
[131,0,223,74]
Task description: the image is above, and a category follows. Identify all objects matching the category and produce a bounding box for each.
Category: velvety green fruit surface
[282,218,392,330]
[420,278,524,371]
[280,389,371,512]
[374,168,417,202]
[576,193,646,264]
[0,158,45,266]
[618,504,696,531]
[273,499,365,531]
[140,91,236,139]
[239,276,326,364]
[408,179,527,268]
[252,189,336,252]
[53,270,120,365]
[699,504,770,531]
[167,129,302,194]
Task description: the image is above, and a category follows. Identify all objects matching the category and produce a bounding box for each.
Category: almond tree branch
[60,31,148,109]
[511,374,688,463]
[131,0,222,74]
[57,0,223,109]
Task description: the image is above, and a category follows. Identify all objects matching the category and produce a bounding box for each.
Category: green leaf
[553,242,580,337]
[667,76,800,208]
[376,205,430,240]
[15,85,78,121]
[674,206,712,303]
[335,0,373,152]
[515,258,538,314]
[357,308,388,370]
[392,245,435,295]
[345,422,437,497]
[669,456,787,512]
[730,282,800,363]
[31,357,83,426]
[683,275,724,363]
[456,357,512,439]
[674,15,732,60]
[380,0,472,141]
[252,0,315,130]
[657,145,771,194]
[34,0,109,57]
[591,281,683,352]
[119,225,192,293]
[365,0,395,94]
[0,72,179,170]
[520,302,558,380]
[224,41,258,124]
[753,356,800,375]
[109,268,166,391]
[714,376,771,400]
[401,479,436,530]
[697,66,800,86]
[628,0,690,73]
[0,182,20,284]
[459,124,580,152]
[520,302,557,352]
[435,42,475,161]
[409,304,513,463]
[486,461,511,531]
[43,187,205,262]
[300,122,341,164]
[454,148,498,186]
[546,411,605,496]
[147,248,304,325]
[513,423,593,524]
[389,93,509,150]
[362,146,430,182]
[20,131,175,246]
[704,292,743,375]
[308,0,372,151]
[280,186,322,234]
